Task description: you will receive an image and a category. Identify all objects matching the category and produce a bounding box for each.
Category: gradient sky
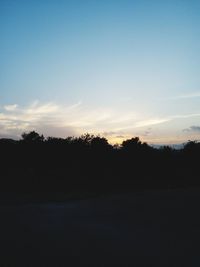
[1,0,200,144]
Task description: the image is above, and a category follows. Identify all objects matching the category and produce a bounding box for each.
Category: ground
[0,190,200,266]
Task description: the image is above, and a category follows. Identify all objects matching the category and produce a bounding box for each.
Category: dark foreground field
[0,190,200,266]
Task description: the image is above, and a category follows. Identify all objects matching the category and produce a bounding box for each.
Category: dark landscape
[1,131,200,198]
[0,132,200,265]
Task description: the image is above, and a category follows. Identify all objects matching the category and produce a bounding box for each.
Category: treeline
[0,131,199,195]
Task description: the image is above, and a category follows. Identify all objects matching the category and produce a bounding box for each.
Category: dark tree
[121,137,142,150]
[21,131,44,143]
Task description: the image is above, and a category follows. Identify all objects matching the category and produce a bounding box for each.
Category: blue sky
[0,0,200,144]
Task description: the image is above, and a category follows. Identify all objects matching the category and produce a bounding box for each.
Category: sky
[0,0,200,144]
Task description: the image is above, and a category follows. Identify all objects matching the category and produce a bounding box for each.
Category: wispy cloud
[135,113,200,129]
[135,118,170,128]
[101,113,200,139]
[171,113,200,119]
[170,92,200,100]
[1,101,200,143]
[0,101,81,138]
[0,101,117,138]
[25,101,59,115]
[4,104,18,111]
[183,126,200,133]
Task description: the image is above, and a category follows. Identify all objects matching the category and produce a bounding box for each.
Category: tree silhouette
[21,131,44,143]
[0,130,199,196]
[91,136,111,150]
[121,137,142,151]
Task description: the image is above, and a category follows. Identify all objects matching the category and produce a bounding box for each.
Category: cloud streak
[0,100,200,143]
[0,101,117,138]
[4,104,18,111]
[183,126,200,133]
[0,102,79,138]
[170,92,200,100]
